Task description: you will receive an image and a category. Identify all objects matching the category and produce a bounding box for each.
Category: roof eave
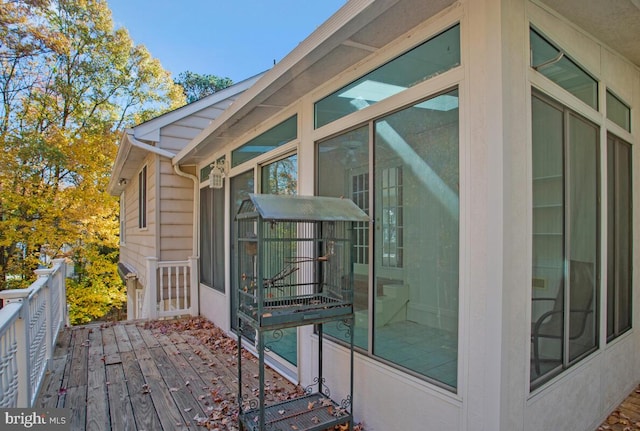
[173,0,393,165]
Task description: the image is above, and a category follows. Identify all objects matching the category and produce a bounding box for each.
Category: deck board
[34,317,326,431]
[86,327,109,431]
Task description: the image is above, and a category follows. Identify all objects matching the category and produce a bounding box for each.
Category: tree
[174,71,233,103]
[0,0,186,322]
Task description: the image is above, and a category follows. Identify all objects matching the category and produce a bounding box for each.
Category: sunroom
[173,0,639,430]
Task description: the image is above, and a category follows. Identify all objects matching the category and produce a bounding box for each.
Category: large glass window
[607,135,632,341]
[231,116,297,167]
[260,154,298,366]
[530,93,599,388]
[230,170,255,335]
[318,126,370,350]
[530,28,598,110]
[318,89,460,390]
[314,25,460,128]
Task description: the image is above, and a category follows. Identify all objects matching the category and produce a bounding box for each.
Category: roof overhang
[174,0,640,167]
[107,130,176,196]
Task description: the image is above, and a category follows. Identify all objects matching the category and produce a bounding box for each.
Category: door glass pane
[616,142,632,334]
[231,170,255,336]
[317,126,370,350]
[531,96,564,382]
[567,113,598,363]
[261,154,298,365]
[607,136,632,339]
[373,90,459,388]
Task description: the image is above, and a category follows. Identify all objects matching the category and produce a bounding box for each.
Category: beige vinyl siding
[119,154,157,287]
[158,157,193,262]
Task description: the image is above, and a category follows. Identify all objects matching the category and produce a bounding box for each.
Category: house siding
[157,157,193,262]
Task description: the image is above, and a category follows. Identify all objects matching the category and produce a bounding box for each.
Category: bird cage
[235,194,368,330]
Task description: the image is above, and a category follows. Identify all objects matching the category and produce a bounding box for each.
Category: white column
[189,256,199,316]
[146,257,158,319]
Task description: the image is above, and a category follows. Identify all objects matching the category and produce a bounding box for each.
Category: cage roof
[240,194,369,222]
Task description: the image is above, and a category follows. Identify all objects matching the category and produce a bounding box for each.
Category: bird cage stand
[235,194,368,431]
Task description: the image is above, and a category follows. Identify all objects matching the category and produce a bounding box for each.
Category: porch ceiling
[539,0,640,68]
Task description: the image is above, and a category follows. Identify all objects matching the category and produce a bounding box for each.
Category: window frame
[530,90,601,390]
[316,87,461,391]
[138,165,147,229]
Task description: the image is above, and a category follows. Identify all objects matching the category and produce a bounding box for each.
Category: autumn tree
[174,71,233,103]
[0,0,186,322]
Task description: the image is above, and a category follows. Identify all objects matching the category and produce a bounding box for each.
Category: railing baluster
[0,260,67,407]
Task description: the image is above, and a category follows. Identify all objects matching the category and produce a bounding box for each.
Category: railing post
[189,256,199,317]
[146,257,158,319]
[2,292,31,407]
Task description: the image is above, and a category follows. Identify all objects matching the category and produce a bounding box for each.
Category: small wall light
[209,160,227,189]
[118,178,128,186]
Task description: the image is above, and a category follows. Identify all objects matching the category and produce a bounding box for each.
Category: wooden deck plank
[120,350,163,431]
[163,331,239,393]
[137,323,162,349]
[35,356,68,408]
[151,347,207,429]
[106,364,136,431]
[66,385,87,431]
[100,326,121,365]
[133,343,188,430]
[113,323,133,353]
[165,332,238,395]
[86,327,109,431]
[68,327,89,388]
[123,323,147,351]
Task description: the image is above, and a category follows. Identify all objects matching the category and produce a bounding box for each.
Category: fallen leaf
[278,409,285,415]
[307,401,316,410]
[183,408,192,412]
[169,387,179,392]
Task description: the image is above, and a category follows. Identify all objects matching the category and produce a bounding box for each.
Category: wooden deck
[35,318,303,431]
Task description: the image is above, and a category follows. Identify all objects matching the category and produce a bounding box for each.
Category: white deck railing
[145,256,198,319]
[0,258,67,407]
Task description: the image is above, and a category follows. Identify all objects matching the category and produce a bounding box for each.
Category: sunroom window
[530,92,599,389]
[314,24,460,128]
[231,115,297,167]
[606,134,632,341]
[318,89,460,390]
[530,28,598,110]
[606,90,631,132]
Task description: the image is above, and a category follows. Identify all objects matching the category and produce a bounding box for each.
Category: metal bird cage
[235,194,368,330]
[235,194,367,431]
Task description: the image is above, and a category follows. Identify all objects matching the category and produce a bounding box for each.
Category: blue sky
[107,0,347,83]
